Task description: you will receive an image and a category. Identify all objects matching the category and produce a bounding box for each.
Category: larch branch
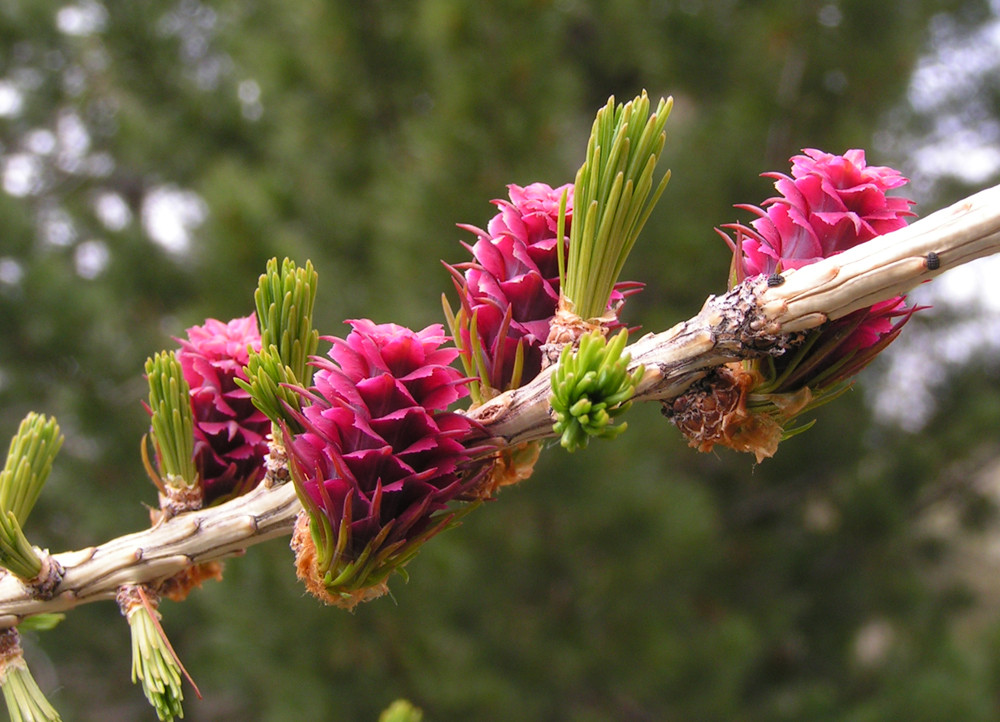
[1,183,998,626]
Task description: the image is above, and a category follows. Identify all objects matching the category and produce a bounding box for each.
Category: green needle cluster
[0,413,63,580]
[241,349,307,428]
[255,257,319,383]
[145,352,197,487]
[1,637,62,722]
[560,91,672,320]
[241,257,320,428]
[0,417,64,720]
[128,605,184,722]
[550,330,644,452]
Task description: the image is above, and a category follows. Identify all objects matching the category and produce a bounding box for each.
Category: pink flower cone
[177,314,270,503]
[733,148,915,278]
[448,182,641,397]
[286,320,485,606]
[670,150,921,460]
[725,148,917,360]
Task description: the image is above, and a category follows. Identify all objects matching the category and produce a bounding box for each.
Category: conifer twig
[0,182,997,625]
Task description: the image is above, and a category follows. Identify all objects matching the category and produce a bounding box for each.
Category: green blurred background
[3,1,1000,719]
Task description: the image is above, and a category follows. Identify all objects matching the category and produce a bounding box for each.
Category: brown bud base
[542,297,614,367]
[157,561,225,603]
[152,483,204,524]
[116,584,158,618]
[663,362,782,463]
[116,584,156,614]
[0,627,23,676]
[26,552,64,600]
[263,435,290,488]
[290,513,388,611]
[475,441,542,498]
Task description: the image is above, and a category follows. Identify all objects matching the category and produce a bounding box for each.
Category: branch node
[154,484,204,523]
[116,583,157,618]
[704,278,792,358]
[24,553,64,601]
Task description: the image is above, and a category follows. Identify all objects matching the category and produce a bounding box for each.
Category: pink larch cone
[285,320,486,608]
[177,314,270,504]
[670,150,921,460]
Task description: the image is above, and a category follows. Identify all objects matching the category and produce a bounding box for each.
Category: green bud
[550,330,644,452]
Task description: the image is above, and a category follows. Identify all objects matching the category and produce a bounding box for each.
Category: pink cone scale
[177,314,270,504]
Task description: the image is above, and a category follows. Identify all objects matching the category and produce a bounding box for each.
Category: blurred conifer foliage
[2,1,1000,720]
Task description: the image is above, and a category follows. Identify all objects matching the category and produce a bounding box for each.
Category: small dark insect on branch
[926,251,941,271]
[766,273,785,287]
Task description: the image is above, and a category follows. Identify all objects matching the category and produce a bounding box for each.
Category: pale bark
[1,183,998,626]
